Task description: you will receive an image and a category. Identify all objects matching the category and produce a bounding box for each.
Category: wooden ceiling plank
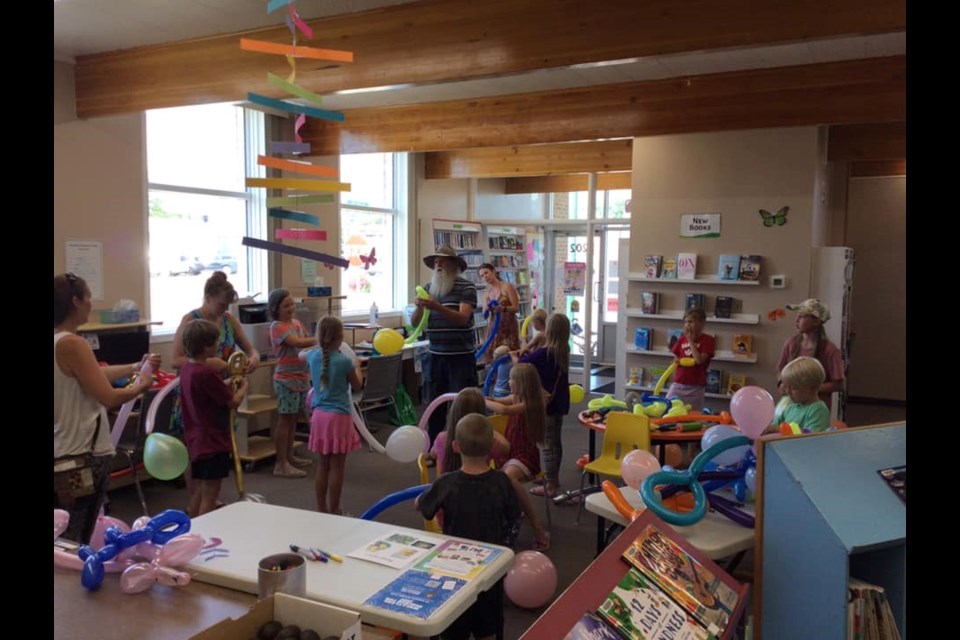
[505,173,633,194]
[74,0,905,118]
[827,122,906,161]
[424,140,633,178]
[849,159,906,177]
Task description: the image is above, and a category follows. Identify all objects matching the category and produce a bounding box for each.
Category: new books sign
[680,213,720,238]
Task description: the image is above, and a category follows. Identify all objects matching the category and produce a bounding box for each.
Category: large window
[567,188,631,219]
[146,104,266,334]
[339,152,409,315]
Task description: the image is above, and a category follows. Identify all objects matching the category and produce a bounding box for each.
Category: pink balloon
[112,363,151,446]
[120,563,156,594]
[90,515,131,550]
[504,551,557,609]
[417,392,458,436]
[132,516,152,530]
[54,548,128,573]
[54,509,70,540]
[143,377,180,435]
[157,533,205,567]
[620,449,662,490]
[155,566,191,587]
[729,385,775,440]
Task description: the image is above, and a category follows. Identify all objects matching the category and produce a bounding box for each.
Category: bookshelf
[755,424,906,640]
[432,218,486,349]
[484,224,532,317]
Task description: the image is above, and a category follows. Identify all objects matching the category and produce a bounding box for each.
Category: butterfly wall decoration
[767,308,786,322]
[759,206,789,227]
[360,247,377,270]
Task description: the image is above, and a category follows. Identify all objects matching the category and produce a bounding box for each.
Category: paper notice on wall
[65,240,104,301]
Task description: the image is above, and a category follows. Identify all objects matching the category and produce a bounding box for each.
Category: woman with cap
[478,262,521,363]
[777,298,845,406]
[411,245,479,443]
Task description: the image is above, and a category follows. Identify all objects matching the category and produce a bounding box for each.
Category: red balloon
[504,551,557,609]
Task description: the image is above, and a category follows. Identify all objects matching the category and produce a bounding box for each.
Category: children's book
[667,328,684,351]
[684,293,705,313]
[597,567,712,640]
[565,611,624,640]
[634,327,652,350]
[640,292,659,315]
[648,365,670,388]
[737,255,762,281]
[726,373,746,395]
[628,367,645,386]
[677,253,697,280]
[623,525,739,637]
[364,569,468,619]
[716,254,741,281]
[643,255,663,279]
[731,334,752,357]
[660,257,678,279]
[705,369,722,395]
[713,296,733,319]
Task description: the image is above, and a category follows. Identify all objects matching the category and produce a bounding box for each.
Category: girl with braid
[303,316,363,514]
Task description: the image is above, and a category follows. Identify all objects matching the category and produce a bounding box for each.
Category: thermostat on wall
[770,275,787,289]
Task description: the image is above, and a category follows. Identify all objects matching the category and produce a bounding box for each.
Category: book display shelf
[755,424,906,640]
[432,218,487,349]
[484,224,532,316]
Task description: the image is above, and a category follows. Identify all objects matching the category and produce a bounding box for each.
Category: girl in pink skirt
[304,316,363,514]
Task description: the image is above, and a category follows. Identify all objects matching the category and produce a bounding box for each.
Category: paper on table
[364,570,468,619]
[348,531,446,570]
[414,540,505,580]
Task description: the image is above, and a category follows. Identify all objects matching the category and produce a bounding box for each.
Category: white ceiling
[53,0,905,111]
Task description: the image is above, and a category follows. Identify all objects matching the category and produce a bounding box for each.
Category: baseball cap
[785,298,831,322]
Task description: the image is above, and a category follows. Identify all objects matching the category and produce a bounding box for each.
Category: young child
[491,344,514,399]
[520,313,570,499]
[416,413,521,640]
[518,307,548,356]
[778,298,845,409]
[179,319,249,517]
[268,288,317,478]
[486,363,551,551]
[772,356,832,433]
[429,387,510,474]
[666,308,715,412]
[305,316,364,514]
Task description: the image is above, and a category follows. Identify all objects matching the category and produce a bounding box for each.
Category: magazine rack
[518,509,749,640]
[754,423,906,640]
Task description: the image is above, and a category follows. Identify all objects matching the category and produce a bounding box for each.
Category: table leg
[657,443,666,466]
[595,515,605,556]
[588,429,597,484]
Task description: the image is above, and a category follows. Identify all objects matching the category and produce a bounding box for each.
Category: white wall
[475,178,546,220]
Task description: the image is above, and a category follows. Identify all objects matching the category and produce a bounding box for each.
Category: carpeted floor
[103,397,905,639]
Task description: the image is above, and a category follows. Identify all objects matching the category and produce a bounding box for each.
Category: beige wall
[414,155,471,285]
[629,127,820,396]
[845,176,906,401]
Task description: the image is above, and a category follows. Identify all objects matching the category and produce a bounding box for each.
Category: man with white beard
[411,245,479,443]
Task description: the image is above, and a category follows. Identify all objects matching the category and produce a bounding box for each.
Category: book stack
[848,577,902,640]
[564,521,743,640]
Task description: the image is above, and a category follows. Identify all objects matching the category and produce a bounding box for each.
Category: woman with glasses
[54,273,160,543]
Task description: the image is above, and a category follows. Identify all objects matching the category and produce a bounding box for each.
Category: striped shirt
[270,319,310,392]
[424,278,478,355]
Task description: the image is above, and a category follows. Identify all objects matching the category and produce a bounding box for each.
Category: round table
[577,410,706,465]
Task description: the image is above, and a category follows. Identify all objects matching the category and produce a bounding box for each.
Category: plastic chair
[417,454,443,533]
[488,414,552,528]
[576,411,651,524]
[352,353,403,449]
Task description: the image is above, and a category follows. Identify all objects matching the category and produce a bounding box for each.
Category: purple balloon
[729,386,775,440]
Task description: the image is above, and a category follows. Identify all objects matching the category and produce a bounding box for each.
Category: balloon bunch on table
[54,509,204,593]
[607,385,777,529]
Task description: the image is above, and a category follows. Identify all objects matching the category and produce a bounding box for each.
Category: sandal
[532,532,551,552]
[291,455,313,468]
[528,484,558,498]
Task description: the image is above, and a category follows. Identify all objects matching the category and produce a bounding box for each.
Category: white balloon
[385,425,427,463]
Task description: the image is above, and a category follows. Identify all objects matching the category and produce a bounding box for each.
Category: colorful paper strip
[266,0,294,14]
[275,229,328,241]
[267,73,325,107]
[288,3,314,39]
[243,236,349,269]
[239,38,354,63]
[247,92,345,123]
[247,177,351,192]
[267,195,335,207]
[258,155,338,178]
[269,142,311,155]
[268,208,321,225]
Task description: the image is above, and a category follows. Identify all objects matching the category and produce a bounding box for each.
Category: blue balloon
[733,478,747,503]
[482,353,512,396]
[744,466,757,495]
[148,509,191,545]
[95,544,119,563]
[701,425,749,466]
[360,484,431,521]
[117,526,153,548]
[475,300,501,361]
[81,555,105,590]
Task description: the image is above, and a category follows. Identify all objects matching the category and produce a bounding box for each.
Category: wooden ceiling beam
[425,140,632,179]
[73,0,905,118]
[827,122,906,161]
[504,173,632,194]
[850,160,906,177]
[302,56,906,154]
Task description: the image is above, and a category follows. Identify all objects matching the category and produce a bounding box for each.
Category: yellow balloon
[679,357,696,367]
[373,328,404,355]
[569,384,585,404]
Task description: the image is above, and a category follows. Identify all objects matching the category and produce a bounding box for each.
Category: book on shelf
[848,577,902,640]
[705,369,722,395]
[684,293,706,313]
[677,253,698,280]
[660,257,678,279]
[643,255,663,279]
[713,295,733,319]
[597,567,712,640]
[640,292,660,315]
[737,255,762,281]
[716,254,741,281]
[726,373,746,395]
[667,328,684,351]
[564,611,624,640]
[623,524,740,637]
[628,367,644,386]
[731,333,752,357]
[634,327,653,350]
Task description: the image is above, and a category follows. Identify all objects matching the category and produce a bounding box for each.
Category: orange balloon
[719,410,733,425]
[601,480,642,522]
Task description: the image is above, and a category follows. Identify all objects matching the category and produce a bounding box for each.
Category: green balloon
[143,433,189,480]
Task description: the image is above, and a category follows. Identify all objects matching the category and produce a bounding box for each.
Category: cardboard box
[191,593,362,640]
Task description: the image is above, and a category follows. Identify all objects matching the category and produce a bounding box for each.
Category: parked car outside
[202,255,238,275]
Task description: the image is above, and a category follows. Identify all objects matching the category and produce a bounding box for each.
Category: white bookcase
[432,218,487,348]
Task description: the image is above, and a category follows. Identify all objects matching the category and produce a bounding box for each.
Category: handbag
[53,415,102,506]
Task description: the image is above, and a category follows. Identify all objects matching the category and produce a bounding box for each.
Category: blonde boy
[774,356,831,433]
